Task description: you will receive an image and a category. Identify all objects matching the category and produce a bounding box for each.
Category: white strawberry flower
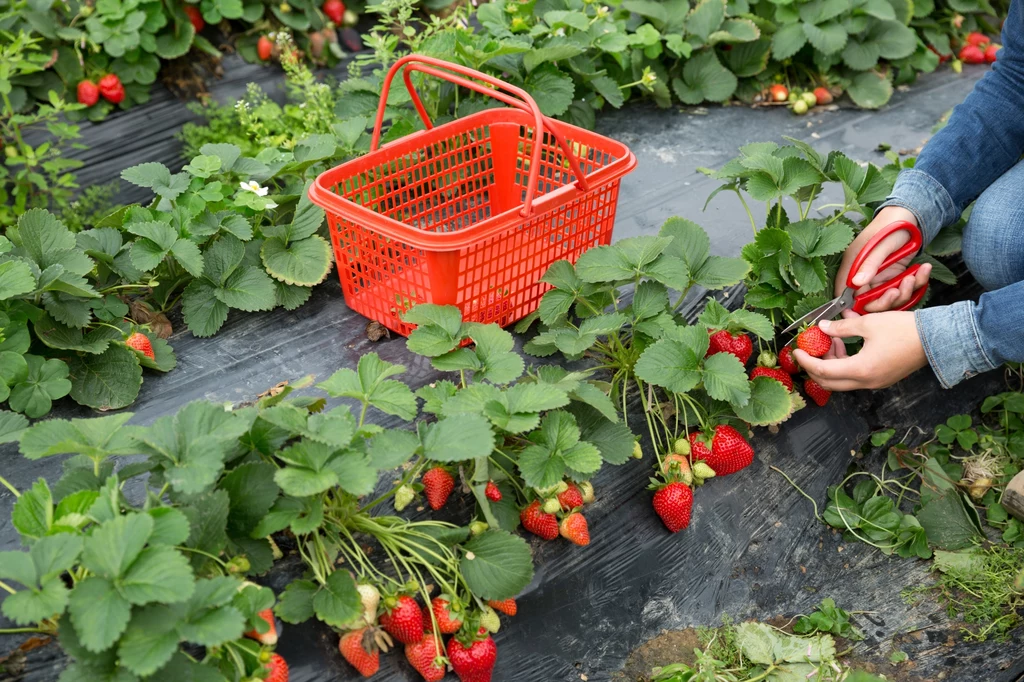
[239,180,269,196]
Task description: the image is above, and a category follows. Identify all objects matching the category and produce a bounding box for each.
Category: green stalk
[0,475,19,497]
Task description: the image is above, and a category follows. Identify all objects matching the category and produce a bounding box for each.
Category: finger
[793,349,865,383]
[915,262,932,288]
[817,316,867,339]
[832,339,848,359]
[851,231,911,287]
[840,309,861,320]
[862,274,915,313]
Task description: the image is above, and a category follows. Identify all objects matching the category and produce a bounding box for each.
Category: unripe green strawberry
[673,438,691,455]
[394,484,415,511]
[555,481,569,494]
[480,606,501,633]
[632,441,643,459]
[579,481,595,504]
[542,497,561,515]
[757,350,777,368]
[801,91,817,107]
[470,521,489,535]
[793,99,809,115]
[692,461,717,484]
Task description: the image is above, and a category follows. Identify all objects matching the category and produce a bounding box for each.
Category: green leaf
[170,239,204,278]
[846,70,893,109]
[215,266,277,312]
[421,413,494,462]
[147,508,192,547]
[11,355,72,418]
[842,38,881,69]
[635,338,702,393]
[220,462,280,537]
[2,575,69,625]
[275,579,318,624]
[671,50,737,104]
[917,492,983,550]
[119,546,195,605]
[870,19,916,59]
[569,403,634,464]
[68,344,142,411]
[12,478,52,539]
[686,0,726,39]
[803,21,847,54]
[460,530,533,600]
[312,570,362,628]
[771,22,807,59]
[732,376,792,425]
[526,67,575,117]
[404,304,464,357]
[68,576,131,653]
[20,412,136,461]
[366,429,420,469]
[318,353,417,419]
[117,605,180,676]
[261,235,333,287]
[0,259,37,300]
[702,352,751,405]
[182,280,229,337]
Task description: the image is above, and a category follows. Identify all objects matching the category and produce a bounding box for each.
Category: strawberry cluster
[520,480,594,546]
[336,586,508,681]
[959,31,1001,64]
[76,73,125,107]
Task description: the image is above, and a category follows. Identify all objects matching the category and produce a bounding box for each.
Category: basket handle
[370,54,590,218]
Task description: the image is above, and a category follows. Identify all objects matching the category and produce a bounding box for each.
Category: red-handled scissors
[781,220,928,335]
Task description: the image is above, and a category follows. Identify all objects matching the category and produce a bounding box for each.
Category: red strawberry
[985,43,1001,63]
[652,482,693,533]
[322,0,345,23]
[706,330,753,365]
[244,608,278,645]
[422,467,454,510]
[813,87,833,105]
[406,633,446,681]
[556,482,584,511]
[448,632,497,682]
[959,44,986,64]
[184,4,205,31]
[768,83,788,102]
[778,345,799,374]
[97,74,125,104]
[264,653,289,682]
[689,425,754,476]
[426,597,462,634]
[339,629,379,677]
[76,80,99,106]
[125,332,155,360]
[804,378,832,407]
[257,35,274,60]
[751,366,794,392]
[379,595,424,644]
[487,598,517,616]
[559,512,590,546]
[966,31,990,46]
[520,500,559,540]
[796,326,831,358]
[485,480,502,502]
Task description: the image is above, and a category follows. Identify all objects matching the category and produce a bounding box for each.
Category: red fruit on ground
[264,653,289,682]
[520,500,559,540]
[796,326,832,358]
[448,633,497,682]
[556,482,584,510]
[559,512,590,546]
[485,480,502,502]
[379,595,424,645]
[406,634,446,681]
[959,44,987,64]
[77,80,99,106]
[751,366,794,392]
[689,425,755,476]
[257,35,274,60]
[768,83,788,102]
[339,629,379,677]
[652,482,693,533]
[706,329,753,365]
[813,87,833,105]
[804,378,832,407]
[97,74,125,104]
[422,467,454,510]
[778,345,799,374]
[966,31,990,46]
[487,598,517,616]
[243,608,278,645]
[322,0,345,23]
[985,43,1001,62]
[427,597,462,634]
[125,332,155,360]
[184,4,205,31]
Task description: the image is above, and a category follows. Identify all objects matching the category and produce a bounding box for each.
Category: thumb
[818,317,865,338]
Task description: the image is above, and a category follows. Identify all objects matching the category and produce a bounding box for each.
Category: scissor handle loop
[847,220,923,289]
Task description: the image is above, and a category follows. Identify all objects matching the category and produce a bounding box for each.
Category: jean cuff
[915,301,997,389]
[875,169,960,245]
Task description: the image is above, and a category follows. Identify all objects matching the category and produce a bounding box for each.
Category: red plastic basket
[309,55,637,336]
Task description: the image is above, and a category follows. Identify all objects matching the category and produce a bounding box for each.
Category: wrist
[872,206,917,230]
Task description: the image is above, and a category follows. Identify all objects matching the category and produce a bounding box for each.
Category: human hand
[793,313,928,391]
[835,206,931,317]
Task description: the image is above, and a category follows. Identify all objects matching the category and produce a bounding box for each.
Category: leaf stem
[0,580,17,594]
[0,475,19,497]
[769,465,821,522]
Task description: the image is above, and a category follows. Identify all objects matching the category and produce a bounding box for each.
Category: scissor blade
[781,298,844,335]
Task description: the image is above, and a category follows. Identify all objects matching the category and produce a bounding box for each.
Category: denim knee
[960,160,1024,291]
